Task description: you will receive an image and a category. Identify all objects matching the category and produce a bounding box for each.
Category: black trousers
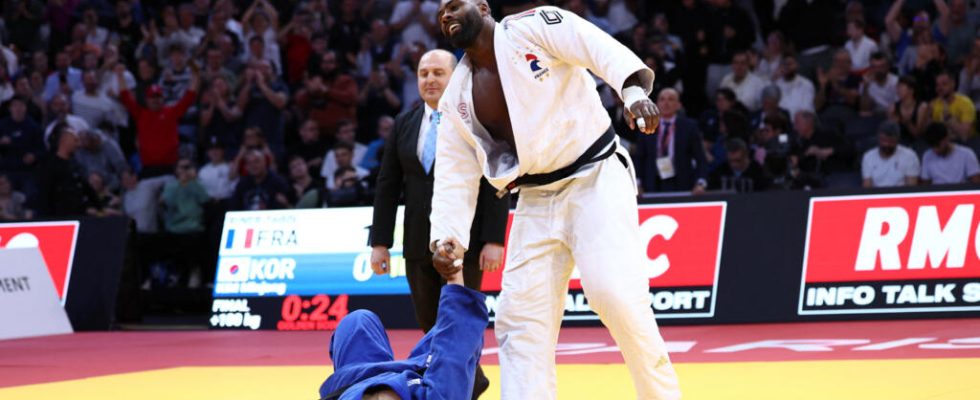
[405,256,487,392]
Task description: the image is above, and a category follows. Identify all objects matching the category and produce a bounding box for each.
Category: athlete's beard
[449,11,483,49]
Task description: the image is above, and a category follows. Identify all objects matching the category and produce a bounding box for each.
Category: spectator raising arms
[117,62,199,178]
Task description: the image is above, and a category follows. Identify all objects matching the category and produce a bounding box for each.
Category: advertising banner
[480,202,726,320]
[211,202,727,330]
[0,221,80,305]
[799,191,980,315]
[0,247,73,340]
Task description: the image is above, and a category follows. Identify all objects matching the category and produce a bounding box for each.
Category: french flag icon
[225,229,255,249]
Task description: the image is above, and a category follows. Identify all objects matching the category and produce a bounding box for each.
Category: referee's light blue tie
[422,111,441,174]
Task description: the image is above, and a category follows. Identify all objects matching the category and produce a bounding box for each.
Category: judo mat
[1,318,979,399]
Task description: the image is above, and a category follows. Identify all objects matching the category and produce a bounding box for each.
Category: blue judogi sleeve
[410,284,489,400]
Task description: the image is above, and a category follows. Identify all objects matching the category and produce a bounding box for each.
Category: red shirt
[120,89,197,168]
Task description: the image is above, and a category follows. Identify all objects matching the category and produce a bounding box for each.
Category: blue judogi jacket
[319,285,488,400]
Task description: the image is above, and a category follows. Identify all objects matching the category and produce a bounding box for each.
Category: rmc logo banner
[799,191,980,315]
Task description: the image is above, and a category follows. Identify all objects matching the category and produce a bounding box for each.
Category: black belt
[497,126,617,198]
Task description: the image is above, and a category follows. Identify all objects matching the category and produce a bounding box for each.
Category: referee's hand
[626,98,661,135]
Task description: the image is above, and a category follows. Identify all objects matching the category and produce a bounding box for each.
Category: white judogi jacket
[430,6,653,249]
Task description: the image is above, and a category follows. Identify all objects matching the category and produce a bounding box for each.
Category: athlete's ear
[478,1,490,17]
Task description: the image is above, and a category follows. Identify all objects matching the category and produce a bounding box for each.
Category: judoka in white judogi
[429,4,680,399]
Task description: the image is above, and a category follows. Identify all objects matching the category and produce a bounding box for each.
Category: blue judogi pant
[319,285,488,400]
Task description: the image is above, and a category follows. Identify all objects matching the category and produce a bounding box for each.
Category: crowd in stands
[2,1,980,287]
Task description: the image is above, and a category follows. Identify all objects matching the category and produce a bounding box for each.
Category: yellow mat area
[2,359,978,399]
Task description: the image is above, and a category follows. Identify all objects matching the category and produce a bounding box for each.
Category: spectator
[279,8,316,86]
[81,6,109,47]
[86,171,123,217]
[389,0,439,51]
[176,4,207,53]
[774,53,816,119]
[860,53,899,115]
[907,43,945,100]
[700,88,746,144]
[0,96,44,176]
[862,121,921,187]
[720,52,768,111]
[161,157,211,288]
[355,19,399,80]
[938,0,973,66]
[201,47,238,90]
[133,58,161,106]
[159,44,194,105]
[0,173,32,221]
[242,0,282,71]
[920,123,980,184]
[750,86,791,131]
[34,124,100,217]
[778,0,841,73]
[958,38,980,110]
[121,169,171,234]
[42,51,83,103]
[118,64,200,177]
[756,31,786,81]
[296,51,358,138]
[332,166,369,206]
[0,60,13,105]
[357,66,402,136]
[709,138,769,192]
[71,69,114,130]
[3,0,44,53]
[73,129,128,191]
[237,60,288,157]
[322,121,368,188]
[231,149,294,210]
[931,69,976,141]
[149,6,198,66]
[650,14,684,60]
[753,113,793,166]
[890,75,930,143]
[844,19,878,72]
[199,75,242,156]
[43,94,90,145]
[792,111,850,183]
[331,0,369,71]
[198,141,237,202]
[815,50,861,111]
[361,115,395,172]
[1,76,44,123]
[886,0,946,64]
[161,158,210,234]
[325,142,370,190]
[703,0,756,100]
[232,126,277,177]
[110,0,143,70]
[707,110,750,171]
[288,155,323,200]
[634,88,708,194]
[287,118,328,177]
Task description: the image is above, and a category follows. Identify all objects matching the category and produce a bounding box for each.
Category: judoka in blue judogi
[319,280,488,400]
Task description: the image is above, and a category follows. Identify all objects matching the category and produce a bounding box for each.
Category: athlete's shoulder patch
[539,9,563,25]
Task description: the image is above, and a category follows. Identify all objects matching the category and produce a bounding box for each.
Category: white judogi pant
[494,145,681,399]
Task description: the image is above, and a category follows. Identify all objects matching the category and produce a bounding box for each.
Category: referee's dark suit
[370,104,509,330]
